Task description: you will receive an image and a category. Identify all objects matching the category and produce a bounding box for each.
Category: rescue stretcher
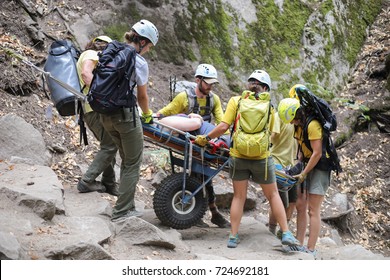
[142,120,230,229]
[142,120,298,230]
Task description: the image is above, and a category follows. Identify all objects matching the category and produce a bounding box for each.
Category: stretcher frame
[142,120,230,229]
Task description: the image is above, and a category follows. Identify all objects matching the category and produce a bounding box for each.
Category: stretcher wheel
[153,173,207,229]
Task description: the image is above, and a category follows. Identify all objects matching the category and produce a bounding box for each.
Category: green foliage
[305,83,334,100]
[185,1,235,78]
[237,1,311,90]
[103,24,129,41]
[102,2,140,42]
[342,0,383,65]
[101,0,383,94]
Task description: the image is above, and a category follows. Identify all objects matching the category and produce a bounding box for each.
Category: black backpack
[295,86,337,132]
[295,86,342,175]
[87,40,137,115]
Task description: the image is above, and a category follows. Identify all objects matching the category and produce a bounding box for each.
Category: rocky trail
[0,0,389,267]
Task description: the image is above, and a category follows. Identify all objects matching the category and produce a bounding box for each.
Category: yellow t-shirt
[270,113,297,167]
[158,91,224,125]
[76,50,99,113]
[294,119,323,159]
[222,95,276,159]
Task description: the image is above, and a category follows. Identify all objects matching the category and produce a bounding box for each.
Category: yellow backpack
[231,90,272,158]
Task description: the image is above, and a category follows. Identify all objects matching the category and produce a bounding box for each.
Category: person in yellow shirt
[278,88,331,258]
[157,64,229,228]
[76,35,119,196]
[195,70,300,248]
[268,112,298,236]
[157,64,224,125]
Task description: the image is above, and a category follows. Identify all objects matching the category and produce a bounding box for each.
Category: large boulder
[0,114,51,166]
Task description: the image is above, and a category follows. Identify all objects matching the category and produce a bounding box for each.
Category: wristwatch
[206,135,211,141]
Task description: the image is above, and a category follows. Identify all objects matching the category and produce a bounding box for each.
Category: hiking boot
[77,179,106,193]
[195,219,209,228]
[102,181,119,196]
[111,210,143,222]
[281,231,300,246]
[211,211,231,228]
[227,233,240,248]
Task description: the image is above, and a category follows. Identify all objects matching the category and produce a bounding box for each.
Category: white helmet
[93,35,112,43]
[194,64,219,84]
[248,69,271,90]
[132,19,159,46]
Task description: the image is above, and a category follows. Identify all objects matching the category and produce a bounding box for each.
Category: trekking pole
[169,75,176,102]
[1,46,86,101]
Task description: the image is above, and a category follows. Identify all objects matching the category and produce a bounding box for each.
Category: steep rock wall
[99,0,383,97]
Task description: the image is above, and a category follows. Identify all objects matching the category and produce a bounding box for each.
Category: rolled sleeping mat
[275,164,297,192]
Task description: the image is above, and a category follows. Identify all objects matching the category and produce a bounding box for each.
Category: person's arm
[206,122,230,139]
[158,92,187,117]
[194,121,229,146]
[294,121,323,183]
[80,59,96,87]
[194,96,237,146]
[137,84,150,115]
[302,139,322,174]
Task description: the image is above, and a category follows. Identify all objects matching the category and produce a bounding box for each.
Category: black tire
[153,173,207,229]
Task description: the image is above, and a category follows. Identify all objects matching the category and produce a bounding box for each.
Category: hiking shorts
[279,184,297,209]
[306,168,331,195]
[229,156,276,185]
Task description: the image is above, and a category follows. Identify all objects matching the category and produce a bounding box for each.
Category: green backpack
[231,90,272,158]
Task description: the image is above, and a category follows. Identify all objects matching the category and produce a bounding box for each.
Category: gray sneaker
[77,179,106,193]
[111,210,143,222]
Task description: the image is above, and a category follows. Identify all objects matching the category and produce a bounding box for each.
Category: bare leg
[230,179,248,235]
[295,188,308,245]
[306,194,324,250]
[261,182,289,232]
[286,202,296,222]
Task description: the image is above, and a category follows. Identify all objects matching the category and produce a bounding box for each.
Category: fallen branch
[54,6,69,22]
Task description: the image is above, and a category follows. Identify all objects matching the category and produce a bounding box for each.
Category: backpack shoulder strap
[303,115,314,152]
[230,97,242,145]
[303,115,329,158]
[202,94,212,122]
[185,88,199,114]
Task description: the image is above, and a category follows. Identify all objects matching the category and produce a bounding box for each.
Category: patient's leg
[159,116,202,132]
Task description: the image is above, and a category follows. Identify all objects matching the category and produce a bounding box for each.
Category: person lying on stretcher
[158,113,231,154]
